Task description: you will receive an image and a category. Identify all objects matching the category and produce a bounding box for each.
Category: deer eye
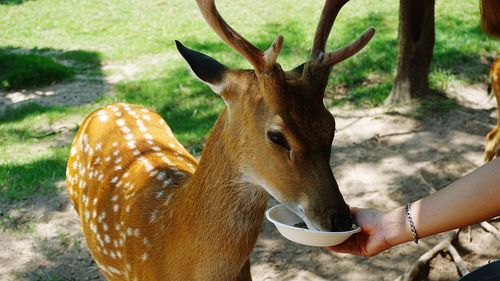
[267,130,290,151]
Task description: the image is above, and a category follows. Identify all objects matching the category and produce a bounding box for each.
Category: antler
[310,0,375,66]
[196,0,283,72]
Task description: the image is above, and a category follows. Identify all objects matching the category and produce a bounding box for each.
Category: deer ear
[175,40,227,94]
[285,63,305,77]
[290,63,305,74]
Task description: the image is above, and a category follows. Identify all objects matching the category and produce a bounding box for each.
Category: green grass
[0,145,68,202]
[0,103,83,202]
[0,50,74,90]
[0,0,498,203]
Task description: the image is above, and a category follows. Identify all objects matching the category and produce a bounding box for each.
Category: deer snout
[330,205,353,232]
[300,201,352,232]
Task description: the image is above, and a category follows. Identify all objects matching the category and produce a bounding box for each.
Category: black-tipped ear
[290,63,305,75]
[175,40,227,93]
[285,63,305,79]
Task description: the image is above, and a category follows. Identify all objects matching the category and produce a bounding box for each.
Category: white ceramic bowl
[265,204,361,247]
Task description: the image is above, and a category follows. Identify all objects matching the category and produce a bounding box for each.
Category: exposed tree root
[395,230,459,281]
[447,244,469,276]
[480,221,500,240]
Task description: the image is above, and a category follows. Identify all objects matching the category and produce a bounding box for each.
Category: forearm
[384,158,500,246]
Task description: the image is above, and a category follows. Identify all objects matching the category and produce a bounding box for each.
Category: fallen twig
[447,244,469,276]
[479,221,500,240]
[30,126,68,138]
[418,171,437,193]
[373,129,423,140]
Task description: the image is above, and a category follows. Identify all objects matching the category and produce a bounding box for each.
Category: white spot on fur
[150,210,158,224]
[165,193,175,205]
[99,114,109,122]
[128,141,136,149]
[117,119,125,126]
[120,126,131,133]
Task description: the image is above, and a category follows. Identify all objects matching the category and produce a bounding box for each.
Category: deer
[485,58,500,162]
[66,0,375,280]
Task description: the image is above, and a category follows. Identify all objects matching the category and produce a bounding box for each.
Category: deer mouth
[289,204,353,232]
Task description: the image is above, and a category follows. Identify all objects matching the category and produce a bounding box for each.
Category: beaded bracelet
[405,203,419,244]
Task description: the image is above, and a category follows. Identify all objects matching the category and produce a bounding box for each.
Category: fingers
[327,235,362,255]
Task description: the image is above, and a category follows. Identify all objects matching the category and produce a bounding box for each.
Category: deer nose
[331,211,353,232]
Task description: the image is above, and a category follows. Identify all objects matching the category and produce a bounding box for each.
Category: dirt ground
[0,77,499,280]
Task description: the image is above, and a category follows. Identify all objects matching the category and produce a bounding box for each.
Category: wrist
[380,206,414,247]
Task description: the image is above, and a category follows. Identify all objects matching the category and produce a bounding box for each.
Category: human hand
[327,207,404,256]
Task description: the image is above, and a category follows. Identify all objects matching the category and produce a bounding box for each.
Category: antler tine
[325,27,375,65]
[311,0,349,59]
[196,0,283,72]
[310,0,375,68]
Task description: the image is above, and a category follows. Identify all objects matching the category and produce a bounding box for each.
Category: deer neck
[179,109,269,245]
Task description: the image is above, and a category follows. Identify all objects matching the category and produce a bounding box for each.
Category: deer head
[176,0,375,231]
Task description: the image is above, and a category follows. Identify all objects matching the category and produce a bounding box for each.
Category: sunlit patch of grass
[0,103,88,202]
[0,146,68,201]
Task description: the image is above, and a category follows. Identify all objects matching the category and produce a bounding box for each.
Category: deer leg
[485,59,500,162]
[235,259,252,281]
[485,125,500,162]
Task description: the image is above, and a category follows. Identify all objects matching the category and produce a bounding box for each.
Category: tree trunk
[386,0,435,104]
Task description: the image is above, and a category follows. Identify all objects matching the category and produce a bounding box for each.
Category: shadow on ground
[0,46,109,113]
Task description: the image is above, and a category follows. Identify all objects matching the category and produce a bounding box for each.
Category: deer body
[68,0,375,279]
[67,103,270,280]
[485,58,500,162]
